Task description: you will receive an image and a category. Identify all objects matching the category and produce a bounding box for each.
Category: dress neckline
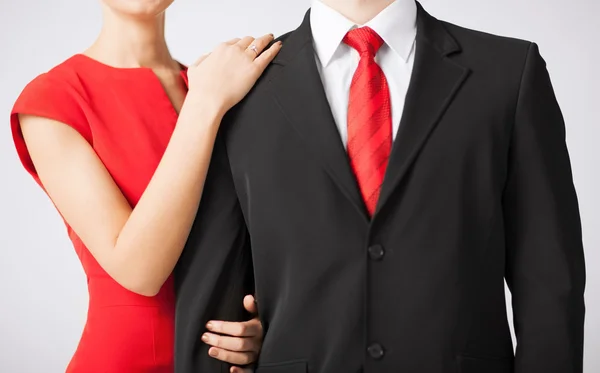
[72,53,187,73]
[70,54,188,116]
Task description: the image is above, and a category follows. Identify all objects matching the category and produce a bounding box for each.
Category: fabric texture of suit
[175,3,585,373]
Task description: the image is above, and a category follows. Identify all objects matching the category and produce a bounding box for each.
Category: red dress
[11,54,188,372]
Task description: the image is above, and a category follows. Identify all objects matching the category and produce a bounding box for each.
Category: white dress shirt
[310,0,418,147]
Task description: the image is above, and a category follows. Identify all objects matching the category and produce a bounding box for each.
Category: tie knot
[343,27,384,57]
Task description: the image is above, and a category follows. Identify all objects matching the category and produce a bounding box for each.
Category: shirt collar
[310,0,417,67]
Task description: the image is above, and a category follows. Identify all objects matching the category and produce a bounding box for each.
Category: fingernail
[207,321,221,331]
[201,333,209,342]
[209,348,218,357]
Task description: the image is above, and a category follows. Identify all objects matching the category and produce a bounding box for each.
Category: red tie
[344,27,392,217]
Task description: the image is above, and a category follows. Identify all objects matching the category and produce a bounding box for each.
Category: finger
[243,295,257,315]
[235,36,255,50]
[254,41,283,69]
[208,347,256,366]
[206,318,262,337]
[225,38,242,45]
[243,33,274,58]
[202,332,259,352]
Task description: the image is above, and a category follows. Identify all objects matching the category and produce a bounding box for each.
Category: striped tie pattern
[343,27,392,217]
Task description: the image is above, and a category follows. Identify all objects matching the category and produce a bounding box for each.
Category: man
[175,0,586,372]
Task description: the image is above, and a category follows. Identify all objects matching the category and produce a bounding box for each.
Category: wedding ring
[248,44,258,56]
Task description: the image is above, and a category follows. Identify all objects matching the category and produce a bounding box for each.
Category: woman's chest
[88,91,179,206]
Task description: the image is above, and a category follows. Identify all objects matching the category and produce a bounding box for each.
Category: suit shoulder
[255,30,295,84]
[274,30,293,44]
[441,20,532,51]
[438,20,536,77]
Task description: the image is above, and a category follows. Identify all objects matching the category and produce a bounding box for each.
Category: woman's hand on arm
[202,295,264,372]
[18,34,281,296]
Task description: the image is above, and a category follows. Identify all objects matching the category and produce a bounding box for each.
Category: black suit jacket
[175,4,585,373]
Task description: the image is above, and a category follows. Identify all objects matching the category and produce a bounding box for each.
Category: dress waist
[87,275,175,309]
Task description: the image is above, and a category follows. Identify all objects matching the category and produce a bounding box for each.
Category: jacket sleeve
[503,42,586,373]
[174,130,254,373]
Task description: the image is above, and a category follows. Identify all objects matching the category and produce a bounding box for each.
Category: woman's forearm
[110,95,225,295]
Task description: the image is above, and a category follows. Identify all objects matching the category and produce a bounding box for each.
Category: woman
[10,0,281,372]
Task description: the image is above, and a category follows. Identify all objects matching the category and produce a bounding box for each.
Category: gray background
[0,0,598,372]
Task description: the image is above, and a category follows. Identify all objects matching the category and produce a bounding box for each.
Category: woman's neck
[86,6,176,70]
[320,0,396,25]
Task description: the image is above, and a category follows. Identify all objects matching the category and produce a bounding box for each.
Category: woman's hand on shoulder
[186,34,282,116]
[202,295,264,372]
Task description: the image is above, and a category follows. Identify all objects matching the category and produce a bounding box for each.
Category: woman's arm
[19,94,220,295]
[20,34,279,296]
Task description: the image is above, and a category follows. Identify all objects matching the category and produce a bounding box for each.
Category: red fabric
[344,27,392,217]
[10,54,188,372]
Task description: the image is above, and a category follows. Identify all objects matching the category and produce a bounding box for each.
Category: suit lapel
[267,5,470,221]
[376,3,471,217]
[269,11,369,220]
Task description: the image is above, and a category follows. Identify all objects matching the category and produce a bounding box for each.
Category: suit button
[367,343,384,359]
[368,245,385,260]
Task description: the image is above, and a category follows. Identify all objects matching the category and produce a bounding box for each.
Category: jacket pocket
[457,355,513,373]
[256,360,307,373]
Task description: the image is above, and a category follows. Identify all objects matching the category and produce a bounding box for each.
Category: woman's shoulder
[12,55,94,143]
[22,54,90,94]
[16,55,91,109]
